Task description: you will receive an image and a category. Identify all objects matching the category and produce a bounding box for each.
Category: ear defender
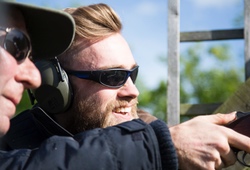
[31,57,73,114]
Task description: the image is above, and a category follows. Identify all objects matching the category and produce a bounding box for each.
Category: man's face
[0,8,41,137]
[57,33,139,134]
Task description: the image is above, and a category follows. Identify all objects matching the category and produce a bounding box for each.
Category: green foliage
[138,80,167,120]
[208,45,230,61]
[138,43,244,121]
[180,43,243,103]
[15,90,32,115]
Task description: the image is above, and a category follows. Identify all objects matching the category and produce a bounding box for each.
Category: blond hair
[59,3,122,66]
[67,3,121,40]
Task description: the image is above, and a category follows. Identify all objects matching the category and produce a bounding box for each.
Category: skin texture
[170,112,250,170]
[55,33,139,134]
[0,8,41,137]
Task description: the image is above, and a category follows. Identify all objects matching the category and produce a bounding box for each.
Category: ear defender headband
[30,57,73,114]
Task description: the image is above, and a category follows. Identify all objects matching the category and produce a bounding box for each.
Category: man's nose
[16,58,41,89]
[117,77,139,99]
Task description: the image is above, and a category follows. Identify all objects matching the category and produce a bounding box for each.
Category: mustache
[112,99,138,108]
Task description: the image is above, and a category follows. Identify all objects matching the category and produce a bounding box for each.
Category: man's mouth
[112,107,134,121]
[113,107,132,115]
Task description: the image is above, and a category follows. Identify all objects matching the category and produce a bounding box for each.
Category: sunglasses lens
[130,67,138,83]
[100,67,139,87]
[101,70,127,87]
[4,29,30,62]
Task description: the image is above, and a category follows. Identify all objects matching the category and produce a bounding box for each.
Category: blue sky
[18,0,244,89]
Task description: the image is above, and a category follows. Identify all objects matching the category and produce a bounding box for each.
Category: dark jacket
[0,107,178,170]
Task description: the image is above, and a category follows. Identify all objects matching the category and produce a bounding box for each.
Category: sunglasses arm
[53,57,65,82]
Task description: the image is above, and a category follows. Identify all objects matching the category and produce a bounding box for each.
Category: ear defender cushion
[32,60,73,114]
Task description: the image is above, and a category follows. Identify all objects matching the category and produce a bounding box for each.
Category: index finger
[225,127,250,153]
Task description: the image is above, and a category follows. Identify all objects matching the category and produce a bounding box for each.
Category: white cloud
[190,0,240,8]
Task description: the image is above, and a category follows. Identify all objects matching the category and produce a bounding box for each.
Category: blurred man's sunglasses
[0,27,31,62]
[65,66,139,88]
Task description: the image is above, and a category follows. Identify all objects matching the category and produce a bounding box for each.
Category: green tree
[138,43,244,121]
[180,43,243,103]
[138,80,167,120]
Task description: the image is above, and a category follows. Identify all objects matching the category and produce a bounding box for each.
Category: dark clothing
[0,107,178,170]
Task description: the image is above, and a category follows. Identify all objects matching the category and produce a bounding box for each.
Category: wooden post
[245,0,250,80]
[167,0,180,126]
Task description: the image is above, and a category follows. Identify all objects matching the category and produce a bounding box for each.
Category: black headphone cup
[32,60,73,114]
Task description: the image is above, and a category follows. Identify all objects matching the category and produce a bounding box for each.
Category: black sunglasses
[0,27,31,62]
[65,66,139,88]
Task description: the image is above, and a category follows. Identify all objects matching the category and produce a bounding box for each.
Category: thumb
[206,111,237,125]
